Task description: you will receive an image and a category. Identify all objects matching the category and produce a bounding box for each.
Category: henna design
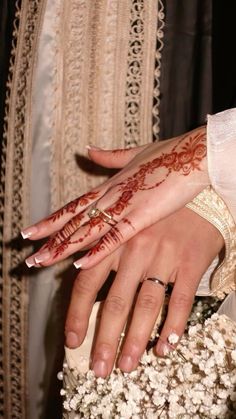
[51,216,106,259]
[87,226,123,256]
[47,191,99,222]
[80,130,206,257]
[45,212,86,251]
[122,217,135,231]
[117,130,206,193]
[45,130,206,259]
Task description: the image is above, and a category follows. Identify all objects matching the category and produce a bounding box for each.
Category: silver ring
[144,277,168,292]
[88,206,116,226]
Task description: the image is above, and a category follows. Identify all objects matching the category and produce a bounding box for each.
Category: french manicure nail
[25,256,36,268]
[119,355,133,372]
[86,144,102,151]
[21,225,38,239]
[34,251,51,263]
[66,332,80,348]
[93,360,108,377]
[73,261,82,269]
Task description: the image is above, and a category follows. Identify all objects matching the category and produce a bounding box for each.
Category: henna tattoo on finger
[49,216,106,259]
[47,191,100,222]
[87,226,124,256]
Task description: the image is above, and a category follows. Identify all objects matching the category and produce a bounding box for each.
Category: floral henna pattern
[46,130,206,259]
[47,191,100,222]
[81,130,206,257]
[117,130,206,193]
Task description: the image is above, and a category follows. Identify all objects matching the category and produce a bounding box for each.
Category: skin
[65,206,224,377]
[23,127,209,269]
[21,134,223,377]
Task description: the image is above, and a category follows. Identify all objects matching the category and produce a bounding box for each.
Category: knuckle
[158,237,175,256]
[94,342,113,358]
[104,295,127,315]
[127,233,147,252]
[65,313,81,333]
[137,293,158,312]
[171,292,193,311]
[73,273,93,296]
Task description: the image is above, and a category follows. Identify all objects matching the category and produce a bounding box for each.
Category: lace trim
[51,0,164,212]
[0,0,45,416]
[153,0,165,140]
[124,0,163,147]
[187,187,236,299]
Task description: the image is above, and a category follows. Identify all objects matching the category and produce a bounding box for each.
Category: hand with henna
[22,126,209,269]
[65,207,224,378]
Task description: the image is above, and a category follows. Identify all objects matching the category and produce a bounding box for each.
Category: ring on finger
[88,206,117,226]
[143,276,168,292]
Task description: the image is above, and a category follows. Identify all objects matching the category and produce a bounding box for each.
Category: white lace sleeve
[207,107,236,222]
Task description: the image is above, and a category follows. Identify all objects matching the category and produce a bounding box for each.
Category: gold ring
[88,207,116,225]
[144,277,168,291]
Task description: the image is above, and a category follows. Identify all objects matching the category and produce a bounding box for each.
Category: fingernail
[66,332,80,348]
[74,255,89,269]
[73,261,82,269]
[93,360,108,377]
[25,256,36,268]
[163,344,170,356]
[156,341,170,357]
[34,250,51,263]
[119,355,133,372]
[21,226,38,239]
[168,332,179,345]
[86,144,102,151]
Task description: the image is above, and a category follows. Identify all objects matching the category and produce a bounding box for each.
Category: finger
[118,265,171,373]
[25,215,111,267]
[91,247,144,377]
[155,266,200,356]
[65,258,113,349]
[21,188,104,240]
[25,193,128,267]
[74,213,139,269]
[87,145,148,168]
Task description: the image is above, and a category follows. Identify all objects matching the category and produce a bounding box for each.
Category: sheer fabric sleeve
[207,107,236,222]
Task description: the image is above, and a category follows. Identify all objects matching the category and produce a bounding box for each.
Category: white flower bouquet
[60,298,236,419]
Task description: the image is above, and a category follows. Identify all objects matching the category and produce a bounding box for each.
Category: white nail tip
[21,231,31,239]
[25,260,35,268]
[74,262,82,269]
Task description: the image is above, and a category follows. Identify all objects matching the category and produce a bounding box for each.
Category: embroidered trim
[153,0,165,140]
[187,187,236,299]
[51,0,164,214]
[0,0,45,416]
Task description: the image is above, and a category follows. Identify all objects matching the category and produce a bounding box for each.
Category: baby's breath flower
[62,312,236,419]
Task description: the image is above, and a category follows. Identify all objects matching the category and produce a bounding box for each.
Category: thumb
[86,144,147,168]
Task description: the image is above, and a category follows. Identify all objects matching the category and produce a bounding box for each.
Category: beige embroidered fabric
[187,187,236,299]
[0,0,46,417]
[1,0,236,418]
[1,0,165,417]
[50,0,164,210]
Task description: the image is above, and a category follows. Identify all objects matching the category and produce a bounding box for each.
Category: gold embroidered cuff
[186,186,236,299]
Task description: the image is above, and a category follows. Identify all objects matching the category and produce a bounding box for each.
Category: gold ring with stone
[88,207,116,225]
